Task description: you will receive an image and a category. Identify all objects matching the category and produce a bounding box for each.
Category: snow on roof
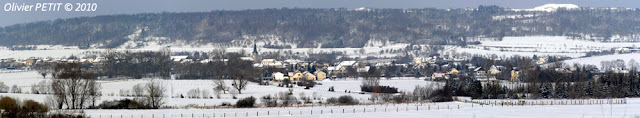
[338,61,356,66]
[171,56,188,60]
[240,57,253,61]
[262,59,276,62]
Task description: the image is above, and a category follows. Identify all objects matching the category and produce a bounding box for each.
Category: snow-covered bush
[10,85,21,93]
[0,82,9,93]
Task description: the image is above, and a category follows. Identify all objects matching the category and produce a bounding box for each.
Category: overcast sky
[1,0,639,27]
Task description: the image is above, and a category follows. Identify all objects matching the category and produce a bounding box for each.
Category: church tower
[252,40,259,62]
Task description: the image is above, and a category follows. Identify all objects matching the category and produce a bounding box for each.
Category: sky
[0,0,639,27]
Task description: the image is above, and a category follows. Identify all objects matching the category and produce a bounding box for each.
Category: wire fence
[87,103,461,118]
[466,98,627,107]
[72,98,629,118]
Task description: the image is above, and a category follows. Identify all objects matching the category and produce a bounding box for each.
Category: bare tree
[51,63,98,109]
[362,67,381,87]
[201,89,210,99]
[213,79,229,94]
[35,62,54,78]
[132,83,145,97]
[145,79,165,108]
[88,81,101,108]
[232,78,249,94]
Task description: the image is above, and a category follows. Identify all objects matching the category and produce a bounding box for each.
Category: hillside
[2,5,640,49]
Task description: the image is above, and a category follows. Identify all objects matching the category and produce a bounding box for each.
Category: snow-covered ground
[0,71,439,107]
[455,36,640,58]
[79,98,640,118]
[2,71,640,117]
[511,4,580,12]
[561,53,640,69]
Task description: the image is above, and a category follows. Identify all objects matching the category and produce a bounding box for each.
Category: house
[488,65,502,75]
[510,69,521,82]
[304,72,317,80]
[261,59,276,65]
[475,75,489,81]
[474,67,486,75]
[357,66,371,73]
[273,72,285,81]
[315,71,327,80]
[171,56,188,62]
[431,71,449,80]
[25,58,38,66]
[536,57,549,65]
[449,68,460,75]
[289,72,304,81]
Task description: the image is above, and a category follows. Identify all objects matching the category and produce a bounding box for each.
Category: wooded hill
[2,6,640,49]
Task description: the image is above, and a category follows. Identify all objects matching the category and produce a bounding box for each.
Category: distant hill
[2,5,640,49]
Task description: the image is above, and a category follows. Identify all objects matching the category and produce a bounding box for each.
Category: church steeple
[252,40,258,54]
[252,40,259,62]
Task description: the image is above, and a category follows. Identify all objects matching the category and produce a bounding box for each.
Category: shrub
[296,79,316,88]
[0,96,19,117]
[220,102,232,106]
[10,85,21,93]
[22,100,49,113]
[337,95,359,105]
[236,96,256,108]
[97,99,147,109]
[326,97,338,104]
[1,96,49,118]
[261,95,278,107]
[360,85,398,93]
[0,82,9,93]
[48,111,88,118]
[278,91,297,106]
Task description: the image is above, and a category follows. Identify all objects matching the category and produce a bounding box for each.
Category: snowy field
[2,71,640,117]
[561,53,640,69]
[72,98,640,118]
[456,36,640,58]
[0,71,440,107]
